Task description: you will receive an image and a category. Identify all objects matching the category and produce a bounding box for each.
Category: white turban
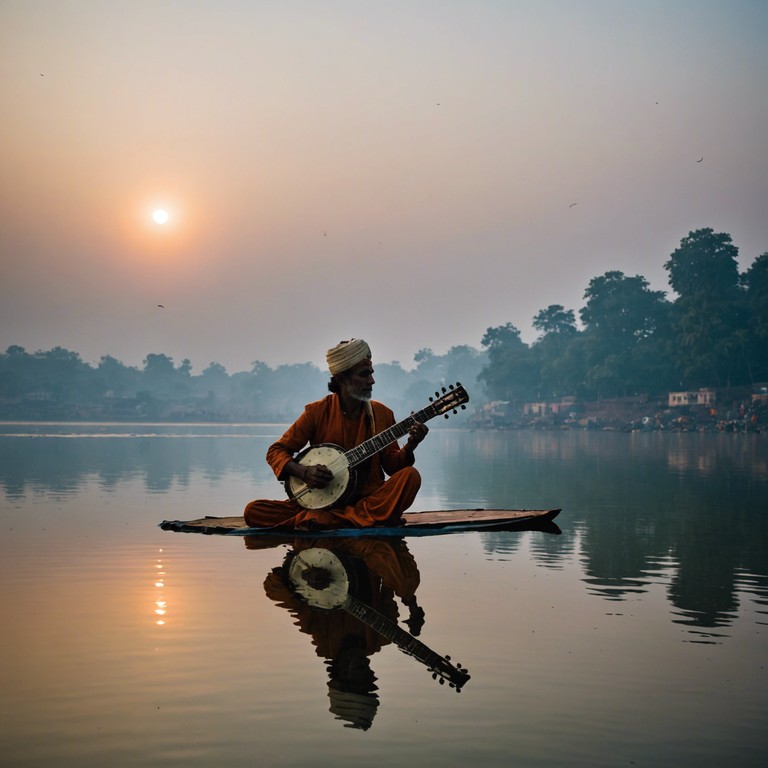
[326,339,371,375]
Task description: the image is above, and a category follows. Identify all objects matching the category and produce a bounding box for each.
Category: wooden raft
[159,508,562,538]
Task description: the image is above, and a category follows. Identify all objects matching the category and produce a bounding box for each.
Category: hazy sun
[152,208,170,225]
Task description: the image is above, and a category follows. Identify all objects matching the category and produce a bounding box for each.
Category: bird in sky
[697,157,704,163]
[569,202,578,208]
[157,304,165,309]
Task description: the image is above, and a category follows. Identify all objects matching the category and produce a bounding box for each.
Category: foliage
[1,228,765,420]
[474,227,765,404]
[479,323,537,403]
[0,343,486,421]
[664,228,748,387]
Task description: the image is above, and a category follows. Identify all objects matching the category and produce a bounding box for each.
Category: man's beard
[348,384,372,402]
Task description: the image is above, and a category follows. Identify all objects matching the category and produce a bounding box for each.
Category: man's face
[342,360,375,402]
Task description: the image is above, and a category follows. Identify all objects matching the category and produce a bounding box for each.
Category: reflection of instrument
[285,384,469,510]
[288,547,470,691]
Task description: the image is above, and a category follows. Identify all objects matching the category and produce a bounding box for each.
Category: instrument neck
[343,594,467,688]
[344,405,433,468]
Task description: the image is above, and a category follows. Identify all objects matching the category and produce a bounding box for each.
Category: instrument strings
[293,452,348,499]
[295,414,421,500]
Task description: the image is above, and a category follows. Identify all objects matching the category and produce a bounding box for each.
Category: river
[1,423,766,767]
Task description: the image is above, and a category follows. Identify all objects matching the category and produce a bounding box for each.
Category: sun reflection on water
[154,549,167,626]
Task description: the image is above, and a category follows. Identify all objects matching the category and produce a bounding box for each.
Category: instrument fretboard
[344,405,435,468]
[343,594,469,688]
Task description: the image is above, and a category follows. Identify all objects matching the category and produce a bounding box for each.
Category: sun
[152,208,170,225]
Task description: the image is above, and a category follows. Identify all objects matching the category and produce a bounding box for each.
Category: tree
[532,305,577,338]
[143,353,175,377]
[34,347,93,402]
[142,353,191,400]
[199,362,230,403]
[664,228,740,298]
[442,345,486,393]
[579,271,668,397]
[412,348,444,385]
[97,355,140,397]
[201,362,228,379]
[0,346,31,397]
[742,252,768,382]
[531,305,581,399]
[479,323,536,403]
[664,228,748,387]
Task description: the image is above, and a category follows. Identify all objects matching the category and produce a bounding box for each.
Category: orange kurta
[243,394,421,529]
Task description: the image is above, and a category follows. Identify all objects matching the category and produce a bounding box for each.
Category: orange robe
[243,394,421,529]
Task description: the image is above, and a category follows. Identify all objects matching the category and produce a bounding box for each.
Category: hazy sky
[2,1,767,373]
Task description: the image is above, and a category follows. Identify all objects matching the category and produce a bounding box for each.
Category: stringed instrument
[285,383,469,510]
[287,547,470,691]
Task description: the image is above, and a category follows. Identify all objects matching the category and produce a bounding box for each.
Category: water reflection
[153,549,168,627]
[2,426,766,646]
[0,429,277,499]
[433,430,768,642]
[246,536,470,730]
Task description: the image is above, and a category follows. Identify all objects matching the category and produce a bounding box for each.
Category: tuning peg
[441,386,447,393]
[461,405,466,410]
[449,384,454,390]
[444,414,449,419]
[445,655,451,660]
[429,396,433,402]
[432,672,437,680]
[439,678,445,685]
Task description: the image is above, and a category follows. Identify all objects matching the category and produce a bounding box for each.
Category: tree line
[1,228,766,421]
[481,227,767,404]
[0,338,486,421]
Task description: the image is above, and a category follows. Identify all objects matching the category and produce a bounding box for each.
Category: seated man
[243,338,428,530]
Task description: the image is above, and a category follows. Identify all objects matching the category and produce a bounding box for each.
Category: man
[243,338,428,529]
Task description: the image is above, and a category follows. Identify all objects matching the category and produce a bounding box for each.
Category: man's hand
[406,418,429,451]
[303,463,334,488]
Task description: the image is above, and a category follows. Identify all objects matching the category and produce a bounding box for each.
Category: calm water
[1,423,766,767]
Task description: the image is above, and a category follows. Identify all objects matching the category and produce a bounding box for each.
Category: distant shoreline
[0,418,763,435]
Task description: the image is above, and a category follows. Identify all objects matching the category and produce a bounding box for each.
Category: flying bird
[157,304,165,309]
[697,157,704,163]
[569,202,578,208]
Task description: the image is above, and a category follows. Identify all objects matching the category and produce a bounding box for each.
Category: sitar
[284,383,469,510]
[287,547,470,691]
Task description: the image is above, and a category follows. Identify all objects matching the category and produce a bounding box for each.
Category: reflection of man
[256,537,423,730]
[243,338,428,530]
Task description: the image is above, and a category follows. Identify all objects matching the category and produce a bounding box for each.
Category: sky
[2,0,767,374]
